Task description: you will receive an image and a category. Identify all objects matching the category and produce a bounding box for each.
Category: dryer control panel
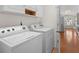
[31,24,43,29]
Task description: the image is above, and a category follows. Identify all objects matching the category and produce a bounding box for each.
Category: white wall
[0,5,58,29]
[0,13,41,28]
[42,5,58,29]
[42,5,58,48]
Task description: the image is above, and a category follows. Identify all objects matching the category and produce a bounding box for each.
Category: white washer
[0,25,43,53]
[30,24,54,53]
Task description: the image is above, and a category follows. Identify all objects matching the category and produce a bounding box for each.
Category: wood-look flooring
[60,28,79,53]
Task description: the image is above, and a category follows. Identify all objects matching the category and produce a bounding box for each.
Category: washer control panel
[0,25,29,38]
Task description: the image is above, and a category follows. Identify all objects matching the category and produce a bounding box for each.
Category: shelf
[0,10,41,18]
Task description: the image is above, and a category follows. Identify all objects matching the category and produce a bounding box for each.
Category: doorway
[57,5,79,53]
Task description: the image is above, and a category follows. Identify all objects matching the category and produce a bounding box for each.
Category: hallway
[60,28,79,53]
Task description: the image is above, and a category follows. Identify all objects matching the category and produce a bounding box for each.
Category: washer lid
[1,31,41,47]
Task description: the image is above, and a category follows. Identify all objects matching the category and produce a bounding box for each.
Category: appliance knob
[7,29,10,32]
[1,30,5,33]
[12,28,15,31]
[22,27,26,30]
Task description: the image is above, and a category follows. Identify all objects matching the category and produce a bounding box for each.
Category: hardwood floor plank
[60,28,79,53]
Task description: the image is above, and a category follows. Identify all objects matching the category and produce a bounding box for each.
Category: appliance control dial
[1,30,5,33]
[12,28,15,31]
[22,27,26,30]
[7,29,10,32]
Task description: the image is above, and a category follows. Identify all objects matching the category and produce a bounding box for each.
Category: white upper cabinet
[36,5,44,17]
[0,5,25,14]
[4,5,25,13]
[0,5,44,17]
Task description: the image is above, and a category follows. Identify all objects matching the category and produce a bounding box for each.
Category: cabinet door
[37,5,44,17]
[4,5,25,13]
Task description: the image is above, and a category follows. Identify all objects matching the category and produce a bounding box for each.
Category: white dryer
[0,25,43,53]
[29,24,54,53]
